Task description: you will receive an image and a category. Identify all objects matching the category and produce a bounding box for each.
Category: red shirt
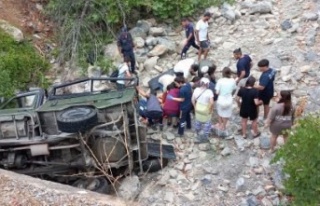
[163,88,180,115]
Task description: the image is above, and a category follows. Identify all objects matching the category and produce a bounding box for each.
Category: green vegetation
[273,115,320,205]
[0,29,49,97]
[46,0,234,68]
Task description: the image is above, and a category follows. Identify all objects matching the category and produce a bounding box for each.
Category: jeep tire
[72,177,110,194]
[142,157,169,173]
[57,107,98,133]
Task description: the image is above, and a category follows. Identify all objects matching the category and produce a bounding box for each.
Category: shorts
[240,110,258,121]
[259,95,272,105]
[200,40,210,49]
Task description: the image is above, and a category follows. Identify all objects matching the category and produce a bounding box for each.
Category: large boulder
[136,20,151,34]
[249,1,273,15]
[134,37,145,48]
[130,27,147,39]
[0,20,24,42]
[143,56,159,71]
[156,37,176,54]
[145,36,158,46]
[87,65,101,78]
[221,3,236,22]
[118,175,141,201]
[148,44,168,57]
[104,43,122,62]
[149,27,165,36]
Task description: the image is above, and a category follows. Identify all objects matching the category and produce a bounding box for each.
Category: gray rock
[148,44,168,57]
[119,175,141,200]
[260,135,271,150]
[252,185,266,196]
[0,20,24,42]
[249,1,273,15]
[87,65,101,78]
[198,143,210,151]
[222,3,236,22]
[249,157,259,167]
[134,37,145,48]
[162,132,175,141]
[104,43,122,61]
[136,56,148,64]
[280,66,291,76]
[149,27,165,36]
[156,37,176,53]
[142,76,151,87]
[302,12,319,21]
[261,197,273,206]
[145,36,157,46]
[266,55,282,69]
[306,28,317,46]
[280,19,292,31]
[221,147,231,156]
[247,195,259,206]
[135,47,149,57]
[136,20,151,34]
[236,177,245,192]
[130,27,147,39]
[164,191,174,203]
[304,50,319,62]
[143,56,159,71]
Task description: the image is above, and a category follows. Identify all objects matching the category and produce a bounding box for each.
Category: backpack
[110,64,126,83]
[110,70,119,83]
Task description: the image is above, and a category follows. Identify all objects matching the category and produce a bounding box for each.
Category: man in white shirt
[173,58,199,82]
[195,12,211,62]
[116,56,132,90]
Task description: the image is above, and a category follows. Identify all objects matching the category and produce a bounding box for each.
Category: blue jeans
[178,109,191,136]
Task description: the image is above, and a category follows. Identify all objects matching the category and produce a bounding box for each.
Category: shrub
[0,29,49,97]
[273,114,320,205]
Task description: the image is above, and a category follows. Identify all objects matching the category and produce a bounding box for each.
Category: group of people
[115,12,295,153]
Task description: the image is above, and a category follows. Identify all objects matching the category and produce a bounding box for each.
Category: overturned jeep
[0,78,175,193]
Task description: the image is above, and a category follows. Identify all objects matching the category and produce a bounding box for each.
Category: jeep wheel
[142,157,169,173]
[57,107,98,133]
[72,177,110,194]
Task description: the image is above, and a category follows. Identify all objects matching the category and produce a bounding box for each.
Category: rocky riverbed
[0,0,320,205]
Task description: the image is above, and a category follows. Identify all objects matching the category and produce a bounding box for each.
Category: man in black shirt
[180,18,199,59]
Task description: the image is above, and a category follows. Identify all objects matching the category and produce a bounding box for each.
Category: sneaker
[159,124,164,131]
[181,53,186,59]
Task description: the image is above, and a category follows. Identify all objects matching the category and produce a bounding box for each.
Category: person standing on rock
[215,67,237,132]
[195,12,211,62]
[236,76,262,139]
[233,48,252,96]
[192,77,214,143]
[180,18,200,59]
[254,59,276,120]
[265,90,294,153]
[117,26,136,74]
[167,76,193,137]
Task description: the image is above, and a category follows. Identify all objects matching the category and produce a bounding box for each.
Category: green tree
[273,114,320,205]
[0,29,49,97]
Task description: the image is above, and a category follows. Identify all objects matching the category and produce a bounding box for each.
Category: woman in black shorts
[237,76,262,138]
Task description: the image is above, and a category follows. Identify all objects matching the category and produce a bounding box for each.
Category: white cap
[200,77,210,84]
[201,65,209,73]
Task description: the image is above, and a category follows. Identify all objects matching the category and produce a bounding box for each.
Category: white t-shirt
[215,78,236,96]
[192,87,214,105]
[116,64,129,85]
[158,74,175,92]
[196,19,209,41]
[173,58,195,81]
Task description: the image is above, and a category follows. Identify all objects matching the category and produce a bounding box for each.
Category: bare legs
[270,134,278,153]
[198,48,209,62]
[263,104,270,119]
[241,118,259,138]
[218,117,229,131]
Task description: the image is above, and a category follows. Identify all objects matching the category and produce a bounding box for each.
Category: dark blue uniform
[117,31,136,73]
[178,83,192,136]
[181,23,200,58]
[259,68,276,105]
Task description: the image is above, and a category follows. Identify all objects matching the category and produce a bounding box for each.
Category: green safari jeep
[0,77,175,194]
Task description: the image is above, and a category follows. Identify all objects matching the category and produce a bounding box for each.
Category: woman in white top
[192,77,214,142]
[116,56,132,90]
[215,67,237,131]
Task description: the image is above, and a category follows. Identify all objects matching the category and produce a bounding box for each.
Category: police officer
[117,26,136,74]
[180,18,199,59]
